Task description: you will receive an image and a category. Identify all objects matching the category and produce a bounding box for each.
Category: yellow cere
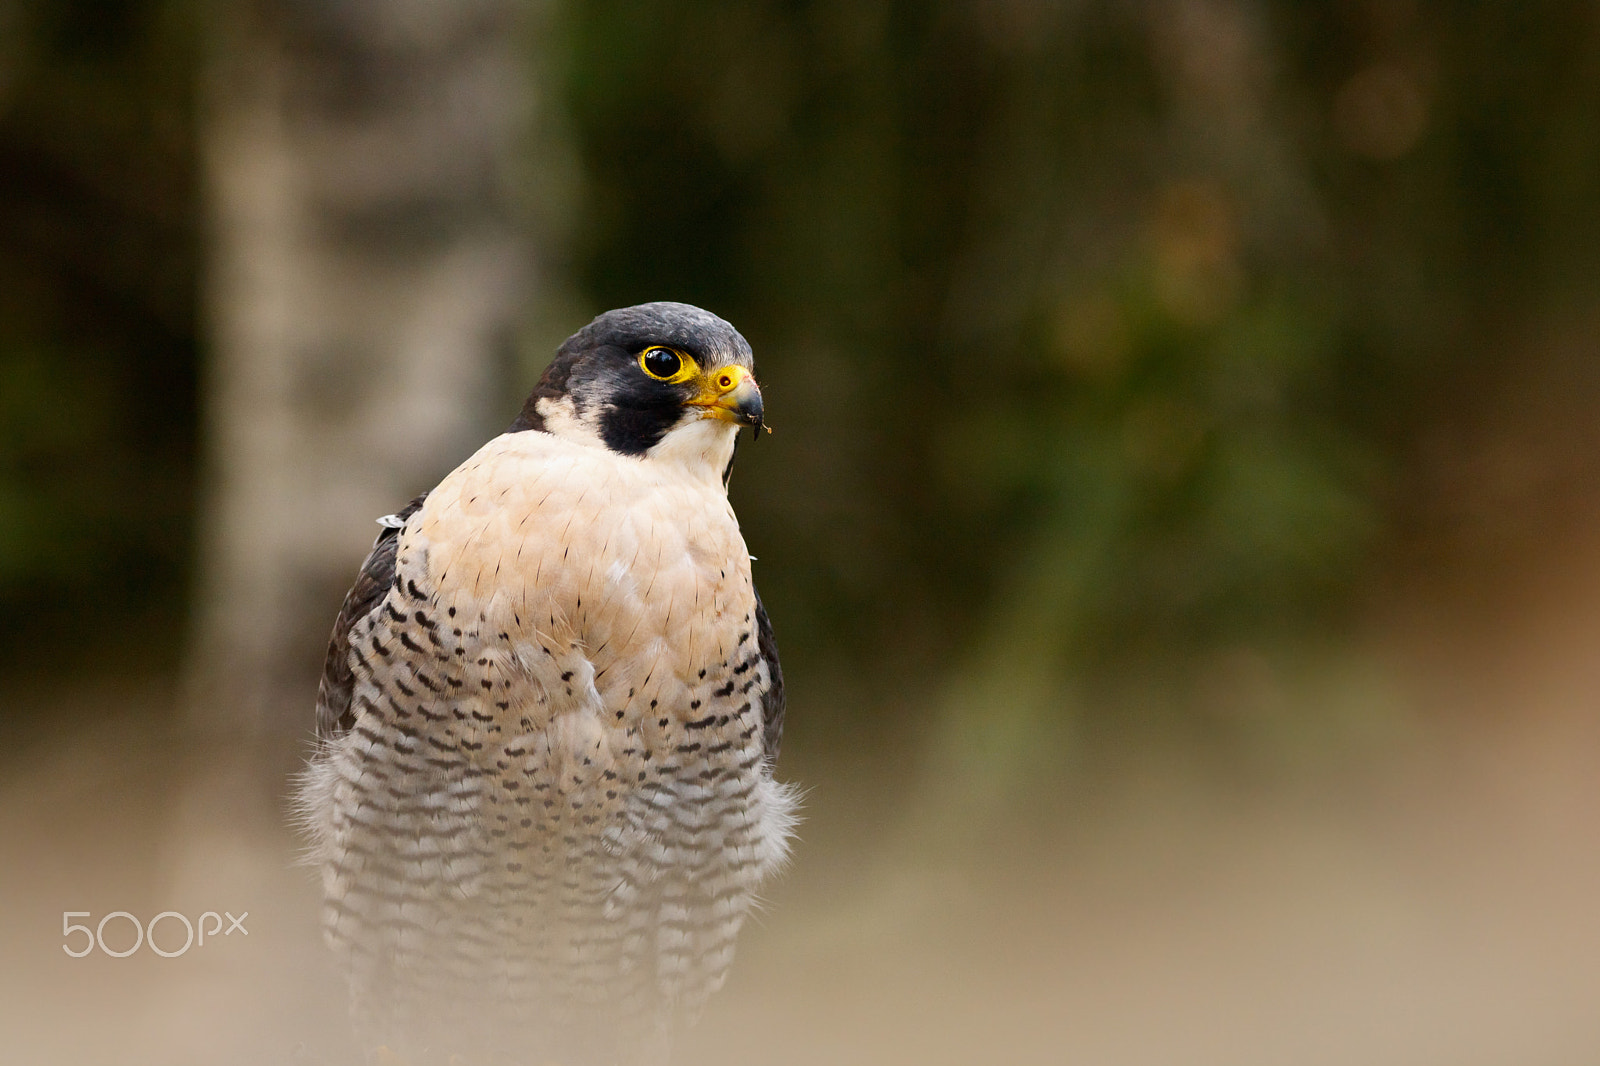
[709,365,747,394]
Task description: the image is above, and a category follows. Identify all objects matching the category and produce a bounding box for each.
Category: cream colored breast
[405,431,755,735]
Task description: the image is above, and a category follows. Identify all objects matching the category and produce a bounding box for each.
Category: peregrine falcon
[297,303,797,1066]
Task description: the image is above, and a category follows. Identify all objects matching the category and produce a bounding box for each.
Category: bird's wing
[315,492,429,740]
[753,588,785,764]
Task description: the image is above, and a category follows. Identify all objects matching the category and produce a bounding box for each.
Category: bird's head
[510,302,765,484]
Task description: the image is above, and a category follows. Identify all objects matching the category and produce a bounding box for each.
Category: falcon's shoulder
[754,588,785,763]
[316,492,429,740]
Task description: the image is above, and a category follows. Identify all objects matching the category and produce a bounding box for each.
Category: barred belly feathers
[297,303,797,1066]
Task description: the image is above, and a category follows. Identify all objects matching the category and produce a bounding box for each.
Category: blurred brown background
[3,1,1600,1063]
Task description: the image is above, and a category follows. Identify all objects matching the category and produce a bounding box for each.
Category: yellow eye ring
[639,346,698,384]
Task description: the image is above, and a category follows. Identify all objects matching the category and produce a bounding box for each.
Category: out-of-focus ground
[6,554,1600,1066]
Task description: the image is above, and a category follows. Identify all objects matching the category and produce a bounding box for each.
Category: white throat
[645,416,740,488]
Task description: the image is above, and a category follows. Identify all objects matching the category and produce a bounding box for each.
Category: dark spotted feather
[754,590,785,762]
[315,492,428,739]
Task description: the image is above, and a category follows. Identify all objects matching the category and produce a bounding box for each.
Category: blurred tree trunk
[186,0,533,755]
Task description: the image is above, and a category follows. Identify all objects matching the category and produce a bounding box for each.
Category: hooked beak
[688,364,765,432]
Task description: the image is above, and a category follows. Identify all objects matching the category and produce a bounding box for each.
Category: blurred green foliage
[7,0,1600,772]
[0,0,196,676]
[561,4,1384,694]
[554,0,1600,772]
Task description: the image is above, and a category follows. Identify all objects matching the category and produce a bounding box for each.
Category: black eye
[640,347,682,380]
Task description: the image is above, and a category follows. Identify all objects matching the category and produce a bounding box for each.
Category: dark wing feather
[753,589,785,763]
[315,493,428,739]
